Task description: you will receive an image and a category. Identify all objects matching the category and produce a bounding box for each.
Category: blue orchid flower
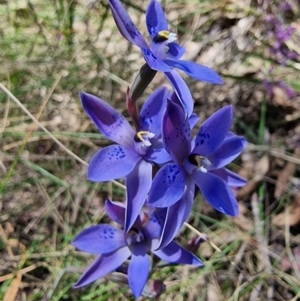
[108,0,223,116]
[147,100,247,248]
[80,87,170,233]
[72,199,203,298]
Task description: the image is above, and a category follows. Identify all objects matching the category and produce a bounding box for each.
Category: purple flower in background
[72,200,202,298]
[108,0,223,116]
[148,100,246,248]
[80,87,170,232]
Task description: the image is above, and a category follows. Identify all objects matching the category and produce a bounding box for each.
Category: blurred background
[1,0,300,300]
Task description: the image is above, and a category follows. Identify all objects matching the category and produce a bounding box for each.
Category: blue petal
[146,146,171,164]
[88,145,141,182]
[208,135,247,169]
[148,163,186,207]
[210,168,247,187]
[158,179,194,249]
[188,113,200,129]
[146,0,168,39]
[73,247,131,288]
[139,86,169,134]
[193,105,234,156]
[143,208,167,239]
[167,43,186,60]
[142,47,171,72]
[125,160,153,232]
[192,170,239,216]
[165,59,223,84]
[163,100,191,164]
[105,199,126,225]
[153,241,203,266]
[128,244,150,298]
[72,225,125,254]
[108,0,148,48]
[80,92,135,147]
[164,69,194,117]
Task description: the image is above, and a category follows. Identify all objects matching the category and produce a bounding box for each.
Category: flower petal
[210,168,247,187]
[139,86,169,134]
[142,47,172,72]
[108,0,148,48]
[105,199,126,225]
[146,146,171,164]
[128,244,150,298]
[80,92,135,147]
[125,160,153,232]
[146,0,168,39]
[193,105,234,156]
[88,145,140,182]
[167,43,186,60]
[164,69,194,117]
[143,208,166,240]
[192,170,239,216]
[73,247,131,288]
[165,59,223,84]
[153,241,203,266]
[163,100,191,164]
[188,113,200,129]
[148,163,186,207]
[158,179,194,249]
[72,225,125,254]
[208,135,247,169]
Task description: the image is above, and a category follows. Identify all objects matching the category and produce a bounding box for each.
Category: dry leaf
[236,154,270,199]
[272,192,300,227]
[275,149,300,198]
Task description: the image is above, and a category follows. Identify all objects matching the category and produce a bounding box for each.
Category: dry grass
[1,0,300,300]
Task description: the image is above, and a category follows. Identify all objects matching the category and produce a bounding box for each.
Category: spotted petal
[165,59,223,84]
[148,163,186,207]
[125,160,153,232]
[72,225,125,254]
[153,241,203,266]
[163,100,191,165]
[88,145,141,182]
[146,0,168,39]
[128,244,150,298]
[108,0,148,49]
[142,48,172,72]
[193,105,233,156]
[192,170,239,216]
[80,91,135,147]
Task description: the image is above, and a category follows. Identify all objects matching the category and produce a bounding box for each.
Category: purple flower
[80,87,170,232]
[108,0,223,116]
[148,100,246,247]
[72,199,202,298]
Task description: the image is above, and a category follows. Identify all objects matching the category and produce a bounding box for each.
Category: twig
[247,144,300,165]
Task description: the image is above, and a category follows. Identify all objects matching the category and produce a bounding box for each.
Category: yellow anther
[158,30,170,40]
[136,131,150,142]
